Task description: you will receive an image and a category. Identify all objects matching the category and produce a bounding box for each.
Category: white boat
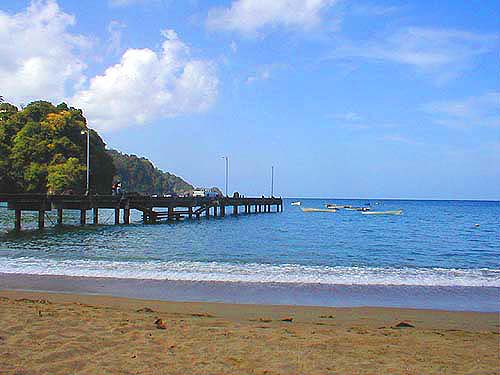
[301,207,337,213]
[291,201,301,206]
[361,209,403,215]
[325,204,342,209]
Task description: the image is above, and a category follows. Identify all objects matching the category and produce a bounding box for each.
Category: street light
[271,165,274,197]
[222,156,228,197]
[80,127,90,196]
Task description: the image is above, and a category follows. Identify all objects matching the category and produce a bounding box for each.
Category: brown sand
[0,290,498,375]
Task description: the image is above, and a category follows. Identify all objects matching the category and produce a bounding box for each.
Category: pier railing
[0,193,283,231]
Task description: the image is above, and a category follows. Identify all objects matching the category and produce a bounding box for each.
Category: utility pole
[271,165,274,197]
[81,127,90,195]
[222,156,229,197]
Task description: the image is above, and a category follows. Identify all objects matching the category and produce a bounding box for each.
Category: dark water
[0,199,499,310]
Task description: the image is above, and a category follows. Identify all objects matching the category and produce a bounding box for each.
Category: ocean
[0,199,499,311]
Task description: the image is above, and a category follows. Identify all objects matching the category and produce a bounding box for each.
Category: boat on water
[345,207,371,212]
[291,201,301,206]
[301,207,337,213]
[361,209,403,215]
[325,204,343,209]
[325,204,352,209]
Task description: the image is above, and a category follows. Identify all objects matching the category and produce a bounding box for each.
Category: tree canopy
[107,149,194,195]
[0,101,115,194]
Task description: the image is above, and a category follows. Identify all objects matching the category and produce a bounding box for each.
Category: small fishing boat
[302,207,337,213]
[345,207,371,211]
[361,209,403,215]
[325,204,343,209]
[291,201,301,206]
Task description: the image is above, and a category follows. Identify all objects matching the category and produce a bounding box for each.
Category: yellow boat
[301,207,337,213]
[361,210,403,215]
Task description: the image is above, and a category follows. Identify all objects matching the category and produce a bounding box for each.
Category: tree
[0,101,115,194]
[47,157,86,194]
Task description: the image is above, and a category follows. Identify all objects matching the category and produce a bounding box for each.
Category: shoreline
[0,289,498,374]
[1,272,498,312]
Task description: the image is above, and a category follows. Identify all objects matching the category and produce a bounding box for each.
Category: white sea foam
[1,257,499,287]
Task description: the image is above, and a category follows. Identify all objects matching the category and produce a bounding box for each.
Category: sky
[0,0,499,200]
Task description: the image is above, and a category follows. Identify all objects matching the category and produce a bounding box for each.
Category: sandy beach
[0,290,498,375]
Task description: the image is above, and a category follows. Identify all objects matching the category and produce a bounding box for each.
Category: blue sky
[1,0,499,199]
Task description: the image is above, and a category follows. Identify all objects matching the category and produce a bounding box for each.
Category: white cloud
[245,63,286,84]
[0,0,89,104]
[109,0,145,6]
[230,41,238,53]
[422,92,500,128]
[333,112,362,122]
[72,30,218,131]
[330,27,498,81]
[107,20,127,56]
[206,0,336,35]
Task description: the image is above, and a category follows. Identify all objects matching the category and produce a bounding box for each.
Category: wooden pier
[0,194,283,232]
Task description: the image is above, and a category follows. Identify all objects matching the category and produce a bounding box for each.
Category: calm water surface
[0,199,498,288]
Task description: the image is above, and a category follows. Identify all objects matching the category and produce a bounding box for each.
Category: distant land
[107,149,194,195]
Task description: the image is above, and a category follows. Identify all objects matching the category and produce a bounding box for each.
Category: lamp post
[81,127,90,196]
[222,156,228,197]
[271,166,274,197]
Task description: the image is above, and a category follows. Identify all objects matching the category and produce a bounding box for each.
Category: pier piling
[80,209,86,225]
[57,208,63,225]
[93,208,99,225]
[15,209,21,232]
[1,194,283,232]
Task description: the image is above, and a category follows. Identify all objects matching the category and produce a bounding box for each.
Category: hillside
[107,150,194,195]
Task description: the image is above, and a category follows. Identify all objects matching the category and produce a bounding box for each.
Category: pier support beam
[114,208,120,225]
[123,208,130,225]
[233,205,238,215]
[168,207,174,221]
[93,208,99,225]
[38,210,45,230]
[57,208,63,225]
[188,206,193,219]
[213,205,218,217]
[80,209,86,225]
[221,205,225,217]
[15,209,21,232]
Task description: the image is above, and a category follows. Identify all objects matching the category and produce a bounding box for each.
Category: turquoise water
[0,199,498,287]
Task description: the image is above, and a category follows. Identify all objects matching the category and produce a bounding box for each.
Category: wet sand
[0,290,498,374]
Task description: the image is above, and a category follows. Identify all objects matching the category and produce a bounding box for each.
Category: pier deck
[0,194,283,231]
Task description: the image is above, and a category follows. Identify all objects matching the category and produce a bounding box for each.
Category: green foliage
[0,101,115,194]
[47,157,86,194]
[107,149,194,195]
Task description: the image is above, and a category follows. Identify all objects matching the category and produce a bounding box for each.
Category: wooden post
[188,206,193,219]
[205,206,210,219]
[221,205,225,217]
[15,209,21,232]
[254,204,258,213]
[93,207,99,225]
[213,205,218,217]
[233,205,238,215]
[57,208,63,225]
[143,210,148,224]
[123,209,130,225]
[168,207,174,221]
[38,210,45,230]
[80,209,86,225]
[114,208,120,224]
